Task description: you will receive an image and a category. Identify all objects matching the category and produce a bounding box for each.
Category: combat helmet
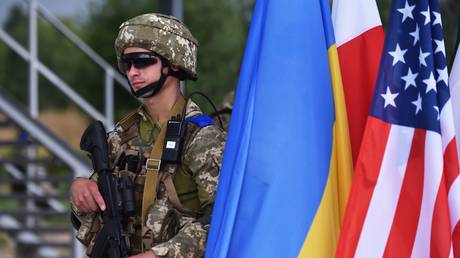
[115,13,198,80]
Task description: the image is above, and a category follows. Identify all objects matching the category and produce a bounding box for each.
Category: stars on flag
[402,68,418,89]
[421,6,431,25]
[434,39,445,55]
[409,25,419,46]
[374,0,449,133]
[432,12,442,26]
[381,87,399,108]
[389,44,407,65]
[423,72,437,93]
[433,106,440,120]
[397,1,415,23]
[411,94,422,115]
[437,67,448,85]
[418,48,430,67]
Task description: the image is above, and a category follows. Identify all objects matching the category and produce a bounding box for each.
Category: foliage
[74,0,247,116]
[0,0,458,116]
[184,0,246,111]
[0,0,248,118]
[442,0,460,67]
[0,5,29,104]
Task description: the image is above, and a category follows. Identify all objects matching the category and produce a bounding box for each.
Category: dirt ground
[0,107,89,150]
[38,107,90,150]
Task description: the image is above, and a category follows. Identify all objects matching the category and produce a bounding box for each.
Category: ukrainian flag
[205,0,352,257]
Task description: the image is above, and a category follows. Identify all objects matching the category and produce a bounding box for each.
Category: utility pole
[159,0,183,21]
[159,0,186,94]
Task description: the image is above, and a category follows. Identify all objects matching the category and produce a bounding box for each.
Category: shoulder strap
[117,109,141,131]
[140,97,185,251]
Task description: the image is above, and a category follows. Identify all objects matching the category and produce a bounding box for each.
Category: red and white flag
[332,0,384,165]
[336,0,460,257]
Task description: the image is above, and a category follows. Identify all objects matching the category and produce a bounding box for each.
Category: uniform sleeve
[151,125,226,258]
[150,221,208,258]
[183,125,226,207]
[70,173,100,247]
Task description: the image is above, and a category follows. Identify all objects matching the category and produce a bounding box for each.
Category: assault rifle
[80,121,134,258]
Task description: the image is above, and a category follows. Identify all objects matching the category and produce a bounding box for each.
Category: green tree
[0,4,92,109]
[184,0,246,111]
[1,0,457,116]
[79,0,247,115]
[74,0,157,117]
[442,0,460,67]
[0,5,29,104]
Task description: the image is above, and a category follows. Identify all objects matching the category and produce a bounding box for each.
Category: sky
[0,0,96,25]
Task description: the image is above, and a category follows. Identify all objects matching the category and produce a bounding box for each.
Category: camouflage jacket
[72,98,226,258]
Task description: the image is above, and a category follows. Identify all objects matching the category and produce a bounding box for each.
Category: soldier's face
[123,47,163,92]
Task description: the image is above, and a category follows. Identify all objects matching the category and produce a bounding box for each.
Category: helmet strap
[129,59,172,98]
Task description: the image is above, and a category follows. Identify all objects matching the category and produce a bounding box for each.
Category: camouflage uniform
[212,90,234,131]
[72,99,226,257]
[71,13,226,258]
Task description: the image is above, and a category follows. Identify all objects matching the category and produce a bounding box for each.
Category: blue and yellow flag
[205,0,352,257]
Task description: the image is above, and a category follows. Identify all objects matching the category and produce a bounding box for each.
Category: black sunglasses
[120,52,158,72]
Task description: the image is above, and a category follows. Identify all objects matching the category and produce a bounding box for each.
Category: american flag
[335,0,460,257]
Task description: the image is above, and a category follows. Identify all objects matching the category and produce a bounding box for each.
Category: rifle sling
[141,124,166,235]
[140,97,185,251]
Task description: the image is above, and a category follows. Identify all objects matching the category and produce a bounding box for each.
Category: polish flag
[332,0,384,165]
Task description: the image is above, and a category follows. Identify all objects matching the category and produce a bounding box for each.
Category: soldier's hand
[128,250,157,258]
[70,178,106,212]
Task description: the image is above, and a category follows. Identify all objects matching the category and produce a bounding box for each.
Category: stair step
[16,241,72,247]
[0,119,15,127]
[0,140,37,147]
[0,226,72,233]
[0,210,68,216]
[0,176,73,183]
[0,157,60,165]
[0,193,69,200]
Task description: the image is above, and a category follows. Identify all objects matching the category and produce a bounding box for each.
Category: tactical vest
[75,100,216,256]
[117,102,215,253]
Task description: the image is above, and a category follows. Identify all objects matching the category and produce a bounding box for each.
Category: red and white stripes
[336,104,460,257]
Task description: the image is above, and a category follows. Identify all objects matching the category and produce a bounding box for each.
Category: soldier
[70,13,226,258]
[211,90,234,131]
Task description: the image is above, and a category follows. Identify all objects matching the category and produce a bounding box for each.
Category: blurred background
[0,0,457,257]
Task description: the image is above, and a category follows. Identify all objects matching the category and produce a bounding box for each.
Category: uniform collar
[138,96,186,142]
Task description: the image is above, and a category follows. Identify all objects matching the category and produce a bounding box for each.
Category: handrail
[0,88,90,177]
[35,2,131,88]
[0,27,107,124]
[0,2,135,257]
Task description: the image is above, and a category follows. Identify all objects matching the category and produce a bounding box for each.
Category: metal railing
[0,1,135,257]
[0,0,132,129]
[0,88,88,258]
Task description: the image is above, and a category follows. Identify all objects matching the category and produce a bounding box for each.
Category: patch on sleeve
[185,114,214,128]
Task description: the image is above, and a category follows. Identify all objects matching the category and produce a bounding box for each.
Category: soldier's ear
[170,64,180,72]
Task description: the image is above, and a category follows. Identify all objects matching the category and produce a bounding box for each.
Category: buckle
[145,158,161,172]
